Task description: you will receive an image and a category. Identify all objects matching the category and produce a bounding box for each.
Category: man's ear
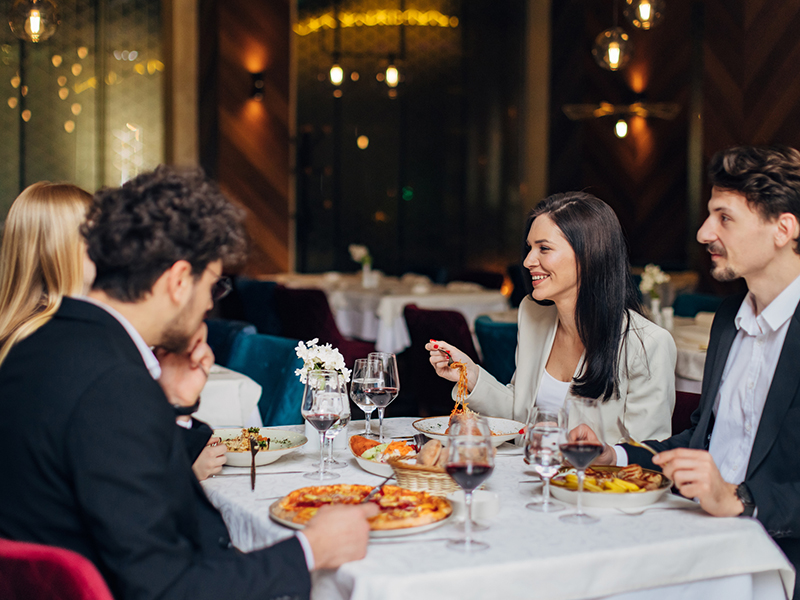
[774,213,800,250]
[161,260,194,306]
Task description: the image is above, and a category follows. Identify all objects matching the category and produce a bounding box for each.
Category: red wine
[364,387,398,408]
[559,442,603,469]
[305,413,339,432]
[446,463,494,491]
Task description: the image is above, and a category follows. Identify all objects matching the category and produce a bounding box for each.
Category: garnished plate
[549,465,672,508]
[214,428,307,467]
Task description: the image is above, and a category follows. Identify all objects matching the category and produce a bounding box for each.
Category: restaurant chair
[273,285,375,369]
[0,538,114,600]
[403,304,481,417]
[672,391,701,434]
[204,318,256,367]
[449,269,505,290]
[506,264,527,308]
[672,293,725,318]
[233,277,283,336]
[474,315,517,385]
[226,332,305,426]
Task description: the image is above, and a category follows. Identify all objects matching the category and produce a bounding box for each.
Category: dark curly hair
[83,165,248,301]
[709,145,800,253]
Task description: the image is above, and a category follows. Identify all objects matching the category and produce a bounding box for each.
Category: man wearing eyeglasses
[0,166,377,600]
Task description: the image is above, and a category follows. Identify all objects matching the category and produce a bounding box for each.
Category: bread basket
[387,458,459,496]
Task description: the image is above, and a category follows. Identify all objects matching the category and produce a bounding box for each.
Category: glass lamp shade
[624,0,665,30]
[9,0,59,42]
[592,27,633,72]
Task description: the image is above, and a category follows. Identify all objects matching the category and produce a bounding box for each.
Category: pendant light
[8,0,59,43]
[624,0,665,30]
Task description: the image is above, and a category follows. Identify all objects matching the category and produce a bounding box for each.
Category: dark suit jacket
[627,292,800,591]
[0,298,311,600]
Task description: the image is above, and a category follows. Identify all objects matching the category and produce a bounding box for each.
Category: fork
[616,417,657,455]
[249,436,259,491]
[360,474,395,504]
[439,348,455,367]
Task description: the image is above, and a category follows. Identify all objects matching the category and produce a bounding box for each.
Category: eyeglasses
[212,275,232,301]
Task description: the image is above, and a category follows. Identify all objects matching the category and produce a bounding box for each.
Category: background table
[201,418,793,600]
[671,313,713,394]
[195,364,263,428]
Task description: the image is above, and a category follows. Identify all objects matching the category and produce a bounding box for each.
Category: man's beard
[707,243,738,282]
[160,299,200,354]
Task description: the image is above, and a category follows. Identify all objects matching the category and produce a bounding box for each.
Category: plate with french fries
[549,464,672,508]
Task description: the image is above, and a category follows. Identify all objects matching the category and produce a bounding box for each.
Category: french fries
[550,465,663,493]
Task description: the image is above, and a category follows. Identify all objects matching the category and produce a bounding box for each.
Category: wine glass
[301,370,345,481]
[559,397,605,524]
[445,416,494,552]
[365,352,400,443]
[524,407,566,512]
[324,385,350,469]
[350,358,378,438]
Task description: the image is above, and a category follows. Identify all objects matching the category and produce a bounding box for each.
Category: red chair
[403,304,481,417]
[273,285,375,369]
[0,538,114,600]
[672,391,701,434]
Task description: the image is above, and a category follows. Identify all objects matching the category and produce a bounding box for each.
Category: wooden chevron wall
[199,0,292,275]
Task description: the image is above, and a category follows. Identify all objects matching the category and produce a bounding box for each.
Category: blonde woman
[0,182,94,366]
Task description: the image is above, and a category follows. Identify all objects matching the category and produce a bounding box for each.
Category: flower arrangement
[294,338,351,386]
[639,264,670,299]
[348,244,372,267]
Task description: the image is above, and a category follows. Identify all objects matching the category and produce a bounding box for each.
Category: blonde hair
[0,182,93,365]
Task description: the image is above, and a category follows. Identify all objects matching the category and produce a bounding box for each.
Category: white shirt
[536,369,571,413]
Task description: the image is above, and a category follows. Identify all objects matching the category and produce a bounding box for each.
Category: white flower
[639,264,670,299]
[348,244,371,266]
[294,338,351,384]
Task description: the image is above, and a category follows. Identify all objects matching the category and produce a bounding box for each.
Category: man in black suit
[0,167,377,600]
[588,145,800,593]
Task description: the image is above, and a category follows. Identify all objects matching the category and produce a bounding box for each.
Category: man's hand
[653,448,743,517]
[192,436,227,481]
[567,424,617,465]
[302,504,379,570]
[156,323,215,406]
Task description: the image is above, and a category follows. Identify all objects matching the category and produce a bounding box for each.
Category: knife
[359,474,395,504]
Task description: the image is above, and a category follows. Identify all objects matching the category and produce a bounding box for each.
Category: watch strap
[736,482,755,517]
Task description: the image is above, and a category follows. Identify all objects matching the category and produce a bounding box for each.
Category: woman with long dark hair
[426,192,676,442]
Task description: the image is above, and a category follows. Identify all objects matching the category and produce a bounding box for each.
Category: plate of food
[412,414,524,447]
[549,464,672,508]
[269,484,453,537]
[348,435,416,478]
[215,427,307,467]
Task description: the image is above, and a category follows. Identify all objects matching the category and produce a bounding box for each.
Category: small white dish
[445,490,500,523]
[412,416,524,447]
[214,428,307,467]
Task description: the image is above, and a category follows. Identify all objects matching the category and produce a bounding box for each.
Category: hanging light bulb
[614,119,629,138]
[329,63,344,86]
[8,0,59,43]
[385,64,399,88]
[624,0,665,30]
[592,28,633,71]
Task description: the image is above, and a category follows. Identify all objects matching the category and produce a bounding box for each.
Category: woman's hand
[192,436,227,481]
[424,340,479,392]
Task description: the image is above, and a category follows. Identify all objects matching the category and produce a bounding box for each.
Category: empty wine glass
[301,370,345,481]
[324,388,350,469]
[445,416,494,552]
[365,352,400,443]
[559,397,605,524]
[350,358,378,438]
[524,407,566,512]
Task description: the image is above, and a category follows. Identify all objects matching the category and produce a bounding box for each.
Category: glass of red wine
[559,397,605,524]
[445,416,494,552]
[524,407,566,512]
[301,370,345,481]
[365,352,400,443]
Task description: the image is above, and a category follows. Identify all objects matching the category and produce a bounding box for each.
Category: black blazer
[627,293,800,591]
[0,298,311,600]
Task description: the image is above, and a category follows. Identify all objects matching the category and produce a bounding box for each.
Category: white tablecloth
[670,314,714,394]
[195,365,263,428]
[201,418,794,600]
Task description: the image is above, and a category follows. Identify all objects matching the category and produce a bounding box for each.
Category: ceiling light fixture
[624,0,665,30]
[8,0,59,43]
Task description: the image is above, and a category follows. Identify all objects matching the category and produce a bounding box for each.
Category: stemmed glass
[323,390,350,469]
[559,397,605,524]
[350,358,378,438]
[365,352,400,443]
[524,407,566,512]
[445,416,494,552]
[301,370,345,481]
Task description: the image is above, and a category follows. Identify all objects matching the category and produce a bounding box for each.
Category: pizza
[271,484,452,530]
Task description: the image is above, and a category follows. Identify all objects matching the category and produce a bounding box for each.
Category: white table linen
[195,364,263,428]
[201,418,793,600]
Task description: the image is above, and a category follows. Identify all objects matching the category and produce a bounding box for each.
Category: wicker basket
[388,458,459,496]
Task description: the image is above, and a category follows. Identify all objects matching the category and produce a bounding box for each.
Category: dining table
[195,364,263,428]
[269,272,509,355]
[201,417,794,600]
[670,313,714,394]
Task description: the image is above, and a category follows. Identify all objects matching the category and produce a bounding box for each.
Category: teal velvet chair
[474,315,517,385]
[672,293,725,317]
[226,333,305,427]
[205,318,256,367]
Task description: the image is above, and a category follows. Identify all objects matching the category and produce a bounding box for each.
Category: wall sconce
[251,72,265,100]
[329,63,344,86]
[624,0,665,30]
[8,0,60,43]
[614,119,629,138]
[563,101,680,139]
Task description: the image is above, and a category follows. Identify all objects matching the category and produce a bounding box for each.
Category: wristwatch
[736,482,756,517]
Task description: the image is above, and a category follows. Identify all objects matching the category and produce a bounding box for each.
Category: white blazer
[466,297,676,443]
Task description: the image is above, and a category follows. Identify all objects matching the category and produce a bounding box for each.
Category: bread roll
[435,446,450,468]
[416,440,442,467]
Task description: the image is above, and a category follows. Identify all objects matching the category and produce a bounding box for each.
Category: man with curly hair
[0,166,376,600]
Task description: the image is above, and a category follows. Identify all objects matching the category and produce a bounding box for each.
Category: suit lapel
[747,306,800,478]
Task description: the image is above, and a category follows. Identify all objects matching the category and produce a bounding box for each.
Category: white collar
[77,296,161,380]
[735,273,800,336]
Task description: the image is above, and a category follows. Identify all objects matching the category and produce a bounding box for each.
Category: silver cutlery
[617,417,658,455]
[211,470,305,478]
[615,505,702,516]
[370,537,450,545]
[360,474,395,503]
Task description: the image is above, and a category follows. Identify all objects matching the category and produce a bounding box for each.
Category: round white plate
[269,500,453,538]
[549,467,671,508]
[412,416,524,447]
[214,428,307,467]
